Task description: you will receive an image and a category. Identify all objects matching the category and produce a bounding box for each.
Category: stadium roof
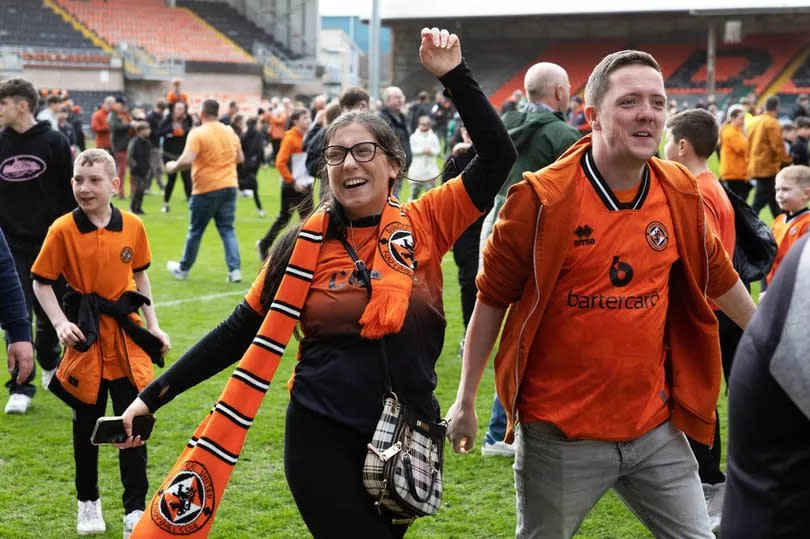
[380,0,810,19]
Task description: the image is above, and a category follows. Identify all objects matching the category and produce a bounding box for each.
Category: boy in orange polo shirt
[665,108,739,532]
[448,51,756,538]
[766,165,810,285]
[31,149,170,537]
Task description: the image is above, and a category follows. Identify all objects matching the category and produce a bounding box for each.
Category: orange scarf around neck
[133,196,415,537]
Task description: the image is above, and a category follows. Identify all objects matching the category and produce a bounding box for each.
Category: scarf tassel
[359,287,410,339]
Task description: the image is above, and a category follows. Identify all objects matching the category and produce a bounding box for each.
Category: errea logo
[574,224,595,247]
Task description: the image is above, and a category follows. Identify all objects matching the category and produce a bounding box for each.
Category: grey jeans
[515,420,713,539]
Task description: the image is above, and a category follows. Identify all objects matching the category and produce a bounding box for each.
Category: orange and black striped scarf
[133,196,414,537]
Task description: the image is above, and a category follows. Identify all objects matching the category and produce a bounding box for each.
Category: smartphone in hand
[91,415,156,445]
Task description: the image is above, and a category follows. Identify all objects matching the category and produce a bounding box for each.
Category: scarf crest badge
[133,196,413,537]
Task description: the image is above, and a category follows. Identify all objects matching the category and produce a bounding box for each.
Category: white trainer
[481,439,516,457]
[703,482,725,535]
[227,269,242,283]
[122,509,144,539]
[166,260,189,280]
[41,368,56,390]
[77,499,106,535]
[4,393,32,414]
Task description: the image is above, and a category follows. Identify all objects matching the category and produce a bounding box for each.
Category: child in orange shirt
[665,108,738,533]
[31,149,170,537]
[767,165,810,284]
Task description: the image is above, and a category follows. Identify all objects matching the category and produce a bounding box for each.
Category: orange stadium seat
[54,0,255,64]
[488,39,627,107]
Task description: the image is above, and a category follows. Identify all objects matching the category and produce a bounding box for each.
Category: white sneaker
[4,393,31,414]
[258,209,266,217]
[703,482,725,535]
[167,260,189,280]
[227,269,242,283]
[122,509,144,539]
[161,202,170,213]
[41,368,56,390]
[481,439,515,457]
[77,499,106,535]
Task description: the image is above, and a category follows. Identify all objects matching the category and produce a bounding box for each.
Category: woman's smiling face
[326,122,400,220]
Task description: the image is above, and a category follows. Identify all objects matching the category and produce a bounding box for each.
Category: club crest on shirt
[152,460,215,534]
[120,246,134,263]
[378,222,415,275]
[645,221,668,251]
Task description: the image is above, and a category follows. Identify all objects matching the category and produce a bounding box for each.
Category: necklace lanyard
[340,237,394,395]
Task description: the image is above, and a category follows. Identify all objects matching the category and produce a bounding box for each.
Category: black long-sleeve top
[140,60,516,416]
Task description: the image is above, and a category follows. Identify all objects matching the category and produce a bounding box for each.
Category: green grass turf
[0,158,768,538]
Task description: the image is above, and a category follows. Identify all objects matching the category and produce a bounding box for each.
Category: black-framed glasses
[322,142,386,166]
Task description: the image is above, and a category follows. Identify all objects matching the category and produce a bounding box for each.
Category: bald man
[478,61,582,457]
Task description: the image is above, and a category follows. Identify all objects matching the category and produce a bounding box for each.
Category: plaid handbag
[340,238,447,520]
[363,392,446,519]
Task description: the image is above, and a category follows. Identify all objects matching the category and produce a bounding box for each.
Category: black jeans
[163,166,192,203]
[284,401,409,538]
[4,242,64,397]
[452,217,483,328]
[751,176,781,218]
[687,311,744,485]
[258,183,313,258]
[723,180,752,203]
[130,174,146,212]
[73,378,147,513]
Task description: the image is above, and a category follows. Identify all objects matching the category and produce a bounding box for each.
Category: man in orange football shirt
[448,51,756,538]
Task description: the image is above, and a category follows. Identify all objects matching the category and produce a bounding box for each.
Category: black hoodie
[0,121,75,249]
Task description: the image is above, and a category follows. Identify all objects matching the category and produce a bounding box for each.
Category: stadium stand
[53,0,256,64]
[177,0,295,60]
[0,0,102,51]
[488,38,627,108]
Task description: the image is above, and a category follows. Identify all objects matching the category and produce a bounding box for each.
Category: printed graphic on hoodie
[0,155,46,182]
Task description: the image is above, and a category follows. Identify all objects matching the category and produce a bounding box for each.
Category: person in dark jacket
[723,233,810,538]
[0,77,73,414]
[790,94,809,121]
[0,227,34,412]
[239,117,266,216]
[791,116,810,166]
[407,91,433,133]
[145,100,166,194]
[378,86,412,198]
[67,104,86,151]
[156,101,193,212]
[126,121,152,215]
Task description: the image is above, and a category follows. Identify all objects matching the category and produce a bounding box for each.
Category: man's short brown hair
[0,78,38,113]
[777,164,810,190]
[667,109,719,159]
[585,50,662,107]
[74,149,116,179]
[201,99,219,117]
[339,87,369,110]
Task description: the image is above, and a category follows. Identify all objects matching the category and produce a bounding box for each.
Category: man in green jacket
[478,61,582,457]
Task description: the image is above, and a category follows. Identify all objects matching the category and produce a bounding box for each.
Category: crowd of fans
[2,37,810,538]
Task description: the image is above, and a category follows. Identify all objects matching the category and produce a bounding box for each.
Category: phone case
[91,415,156,445]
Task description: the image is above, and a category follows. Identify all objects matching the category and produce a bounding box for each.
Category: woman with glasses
[118,28,516,538]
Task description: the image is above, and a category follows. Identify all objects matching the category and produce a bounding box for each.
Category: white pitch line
[154,290,246,308]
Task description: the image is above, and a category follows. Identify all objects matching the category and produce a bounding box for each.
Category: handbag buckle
[380,441,402,462]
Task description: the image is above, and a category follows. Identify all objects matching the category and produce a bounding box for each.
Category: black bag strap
[340,237,394,395]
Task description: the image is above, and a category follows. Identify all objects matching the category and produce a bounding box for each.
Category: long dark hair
[259,112,406,311]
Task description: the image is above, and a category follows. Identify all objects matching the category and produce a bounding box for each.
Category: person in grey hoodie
[478,62,582,457]
[723,233,810,538]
